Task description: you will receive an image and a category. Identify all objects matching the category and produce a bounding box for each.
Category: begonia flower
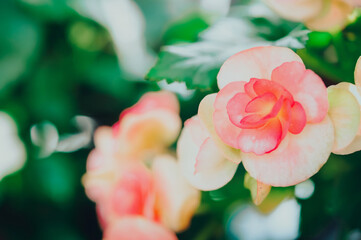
[265,0,360,32]
[83,91,200,239]
[178,46,336,189]
[327,56,361,154]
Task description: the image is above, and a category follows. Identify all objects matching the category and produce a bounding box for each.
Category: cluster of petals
[178,46,361,194]
[265,0,361,32]
[83,91,200,240]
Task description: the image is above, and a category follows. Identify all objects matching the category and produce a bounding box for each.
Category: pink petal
[214,82,248,149]
[110,164,157,220]
[226,93,251,128]
[177,116,238,191]
[117,91,180,124]
[245,93,277,114]
[217,46,302,89]
[239,114,269,129]
[213,108,242,149]
[271,61,328,123]
[198,94,242,164]
[265,0,323,22]
[244,78,258,98]
[104,217,178,240]
[152,155,200,232]
[288,102,306,134]
[242,116,334,187]
[237,118,283,155]
[214,81,247,110]
[253,79,293,101]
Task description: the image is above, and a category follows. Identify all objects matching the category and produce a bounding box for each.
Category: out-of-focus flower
[71,0,232,79]
[327,57,361,154]
[83,91,200,239]
[71,0,154,78]
[0,112,26,180]
[265,0,360,32]
[178,46,336,192]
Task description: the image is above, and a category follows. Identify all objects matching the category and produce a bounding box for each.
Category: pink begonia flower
[327,57,361,154]
[178,46,337,188]
[83,91,200,239]
[265,0,359,32]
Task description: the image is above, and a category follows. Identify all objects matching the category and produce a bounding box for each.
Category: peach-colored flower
[327,56,361,154]
[265,0,358,32]
[178,46,336,189]
[83,91,200,239]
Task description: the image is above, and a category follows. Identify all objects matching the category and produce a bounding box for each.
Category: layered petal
[227,93,251,128]
[271,61,328,123]
[237,118,283,155]
[152,155,200,232]
[328,85,360,152]
[288,102,307,134]
[242,116,334,186]
[199,94,242,163]
[103,217,178,240]
[217,46,302,89]
[177,116,238,191]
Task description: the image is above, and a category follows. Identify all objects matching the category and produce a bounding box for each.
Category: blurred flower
[0,112,26,180]
[327,56,361,154]
[71,0,154,78]
[178,46,334,193]
[265,0,359,32]
[83,91,200,239]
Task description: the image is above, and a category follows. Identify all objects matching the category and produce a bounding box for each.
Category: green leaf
[146,2,309,90]
[0,0,42,96]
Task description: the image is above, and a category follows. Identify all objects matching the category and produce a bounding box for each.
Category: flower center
[227,78,307,140]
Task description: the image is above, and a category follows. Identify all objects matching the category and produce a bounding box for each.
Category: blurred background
[1,0,361,239]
